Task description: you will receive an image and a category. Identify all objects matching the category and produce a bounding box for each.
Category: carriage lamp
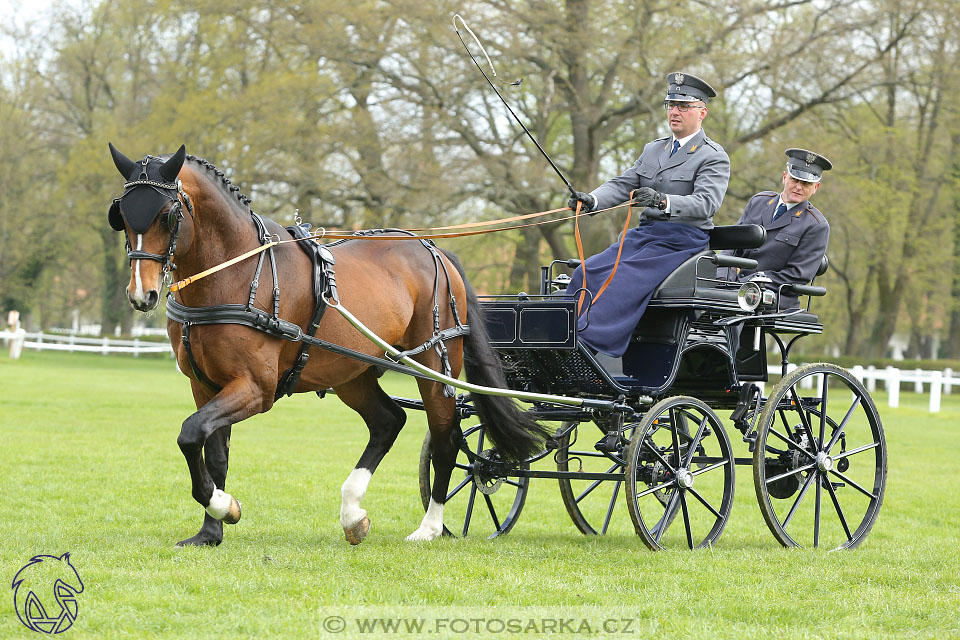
[737,281,762,311]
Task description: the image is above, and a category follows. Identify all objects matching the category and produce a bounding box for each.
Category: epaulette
[805,201,826,223]
[753,190,778,206]
[700,135,725,152]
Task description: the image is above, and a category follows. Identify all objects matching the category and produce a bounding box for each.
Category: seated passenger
[565,72,730,357]
[719,148,832,309]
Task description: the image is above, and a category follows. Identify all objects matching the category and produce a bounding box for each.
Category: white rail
[765,364,958,413]
[1,330,173,357]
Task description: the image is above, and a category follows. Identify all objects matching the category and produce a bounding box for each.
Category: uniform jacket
[590,129,730,230]
[721,190,830,309]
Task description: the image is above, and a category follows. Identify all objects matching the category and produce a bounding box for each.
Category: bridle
[111,156,194,284]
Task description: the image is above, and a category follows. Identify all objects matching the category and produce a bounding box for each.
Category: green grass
[1,350,958,638]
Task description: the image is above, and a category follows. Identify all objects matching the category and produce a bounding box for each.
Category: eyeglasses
[663,100,705,112]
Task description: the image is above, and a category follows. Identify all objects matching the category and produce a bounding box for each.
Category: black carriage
[415,224,886,550]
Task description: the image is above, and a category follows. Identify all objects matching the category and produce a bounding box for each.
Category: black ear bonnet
[108,143,187,233]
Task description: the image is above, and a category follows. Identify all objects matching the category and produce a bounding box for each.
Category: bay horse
[106,143,546,546]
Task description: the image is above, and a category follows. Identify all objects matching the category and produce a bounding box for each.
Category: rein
[170,201,634,292]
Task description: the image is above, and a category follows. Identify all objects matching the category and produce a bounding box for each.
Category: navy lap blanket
[566,221,708,357]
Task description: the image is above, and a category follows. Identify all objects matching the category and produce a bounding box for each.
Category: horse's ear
[108,142,137,178]
[160,145,186,182]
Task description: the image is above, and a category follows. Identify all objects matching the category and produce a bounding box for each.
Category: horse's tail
[441,249,550,461]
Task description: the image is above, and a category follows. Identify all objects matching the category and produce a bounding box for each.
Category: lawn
[1,350,958,638]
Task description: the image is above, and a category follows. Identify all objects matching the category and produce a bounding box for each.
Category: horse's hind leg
[333,369,408,545]
[406,378,460,542]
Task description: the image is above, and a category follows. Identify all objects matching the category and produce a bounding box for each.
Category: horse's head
[107,142,190,312]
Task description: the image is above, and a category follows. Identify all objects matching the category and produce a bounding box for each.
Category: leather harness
[165,220,470,400]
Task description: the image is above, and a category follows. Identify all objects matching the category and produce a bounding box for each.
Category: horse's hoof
[175,534,222,547]
[223,497,242,525]
[344,516,371,545]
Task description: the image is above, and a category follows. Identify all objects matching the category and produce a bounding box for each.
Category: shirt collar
[672,129,702,150]
[778,195,804,212]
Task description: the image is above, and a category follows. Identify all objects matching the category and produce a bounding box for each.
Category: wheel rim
[556,421,636,535]
[625,396,735,550]
[753,363,886,549]
[418,424,528,539]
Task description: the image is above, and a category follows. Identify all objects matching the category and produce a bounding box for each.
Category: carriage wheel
[753,363,886,549]
[625,396,735,550]
[556,421,637,535]
[418,423,528,538]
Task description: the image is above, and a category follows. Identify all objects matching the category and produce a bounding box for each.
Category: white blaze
[133,234,145,302]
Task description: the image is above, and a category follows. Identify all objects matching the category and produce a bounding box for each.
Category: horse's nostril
[146,290,159,308]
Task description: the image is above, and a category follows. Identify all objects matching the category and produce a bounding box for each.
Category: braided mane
[184,154,254,211]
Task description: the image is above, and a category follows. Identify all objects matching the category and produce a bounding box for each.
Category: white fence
[763,364,959,413]
[1,329,174,357]
[2,330,957,412]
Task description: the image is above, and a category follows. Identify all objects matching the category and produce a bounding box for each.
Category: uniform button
[657,177,662,181]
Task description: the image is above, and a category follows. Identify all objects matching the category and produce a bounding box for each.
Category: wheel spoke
[642,438,676,473]
[834,442,880,460]
[765,462,816,486]
[483,493,502,531]
[601,480,622,535]
[825,478,853,541]
[690,459,729,477]
[767,427,817,460]
[462,482,478,537]
[687,486,723,520]
[825,396,862,454]
[575,463,622,503]
[636,478,678,500]
[782,471,817,529]
[653,490,680,543]
[454,462,470,471]
[670,408,683,465]
[819,373,828,447]
[814,472,822,548]
[790,387,819,454]
[683,415,711,468]
[680,490,694,549]
[829,469,879,500]
[446,476,471,501]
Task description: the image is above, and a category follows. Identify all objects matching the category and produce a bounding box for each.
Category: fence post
[851,365,864,382]
[945,368,953,395]
[887,367,900,408]
[101,336,109,356]
[930,371,942,413]
[866,365,876,392]
[9,329,25,359]
[133,337,140,358]
[914,368,923,393]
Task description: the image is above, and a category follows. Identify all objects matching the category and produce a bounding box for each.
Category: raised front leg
[176,380,264,544]
[177,426,232,547]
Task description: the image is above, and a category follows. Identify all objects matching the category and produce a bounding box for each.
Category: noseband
[113,157,194,284]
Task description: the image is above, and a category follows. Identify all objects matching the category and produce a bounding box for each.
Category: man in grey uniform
[565,72,730,356]
[721,148,832,310]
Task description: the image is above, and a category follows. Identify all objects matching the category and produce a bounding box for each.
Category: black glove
[568,191,596,214]
[631,187,667,210]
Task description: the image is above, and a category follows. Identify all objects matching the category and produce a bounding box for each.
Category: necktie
[670,140,680,157]
[772,203,788,222]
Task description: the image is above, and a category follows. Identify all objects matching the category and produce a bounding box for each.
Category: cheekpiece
[665,72,717,103]
[784,147,833,183]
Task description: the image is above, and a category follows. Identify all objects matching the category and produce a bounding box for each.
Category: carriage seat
[649,224,766,304]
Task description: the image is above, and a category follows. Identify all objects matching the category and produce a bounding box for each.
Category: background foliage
[1,0,958,358]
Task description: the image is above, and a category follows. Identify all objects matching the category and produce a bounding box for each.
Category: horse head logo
[11,553,84,634]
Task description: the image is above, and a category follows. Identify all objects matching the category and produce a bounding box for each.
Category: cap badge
[805,152,816,164]
[675,73,685,85]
